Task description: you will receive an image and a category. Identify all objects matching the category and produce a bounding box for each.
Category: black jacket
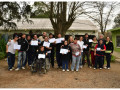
[83,38,90,51]
[105,41,114,53]
[18,38,28,51]
[40,41,52,52]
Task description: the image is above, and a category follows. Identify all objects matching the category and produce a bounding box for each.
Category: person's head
[85,33,88,38]
[93,36,97,41]
[40,46,44,51]
[64,40,68,45]
[44,36,48,41]
[99,39,103,45]
[69,36,74,42]
[57,33,61,38]
[22,34,26,39]
[99,34,104,39]
[79,36,83,41]
[74,37,78,44]
[43,32,47,37]
[14,35,19,41]
[106,36,110,42]
[34,34,38,40]
[27,35,31,40]
[49,33,53,38]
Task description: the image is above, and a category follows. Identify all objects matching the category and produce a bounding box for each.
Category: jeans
[79,52,83,66]
[25,51,32,66]
[7,52,15,69]
[71,55,80,70]
[62,60,68,69]
[56,51,62,67]
[105,53,111,68]
[17,51,26,69]
[82,51,90,66]
[94,56,104,68]
[46,53,51,70]
[51,49,54,67]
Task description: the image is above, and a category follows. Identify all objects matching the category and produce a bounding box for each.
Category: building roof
[0,18,98,31]
[108,27,120,32]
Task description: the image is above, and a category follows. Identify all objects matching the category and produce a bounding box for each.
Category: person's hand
[86,44,88,47]
[68,50,70,52]
[62,53,64,55]
[46,53,48,56]
[94,53,96,56]
[79,52,81,55]
[8,39,11,42]
[6,50,8,53]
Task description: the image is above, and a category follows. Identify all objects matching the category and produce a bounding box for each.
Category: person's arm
[6,39,11,53]
[94,44,98,56]
[111,42,114,55]
[101,45,106,51]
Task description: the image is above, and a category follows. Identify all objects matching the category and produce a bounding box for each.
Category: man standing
[6,35,18,71]
[39,32,47,42]
[82,33,91,68]
[15,34,28,71]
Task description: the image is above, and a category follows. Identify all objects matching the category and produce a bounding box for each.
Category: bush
[111,55,115,62]
[0,52,6,60]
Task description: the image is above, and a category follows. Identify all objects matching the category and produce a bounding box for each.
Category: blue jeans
[7,52,15,69]
[62,60,68,69]
[17,51,26,69]
[79,52,83,66]
[71,55,80,70]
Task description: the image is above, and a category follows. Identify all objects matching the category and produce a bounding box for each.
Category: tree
[113,13,120,28]
[0,2,32,30]
[84,2,120,35]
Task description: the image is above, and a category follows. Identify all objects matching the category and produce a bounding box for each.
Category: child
[61,40,71,71]
[94,39,106,70]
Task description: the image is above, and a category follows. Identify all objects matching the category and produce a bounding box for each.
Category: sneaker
[71,69,74,71]
[100,68,102,70]
[104,66,107,69]
[76,70,79,72]
[29,65,31,67]
[94,68,96,70]
[62,69,65,72]
[15,68,20,71]
[66,69,69,72]
[89,66,92,68]
[108,68,110,70]
[22,67,25,70]
[80,66,83,69]
[12,67,15,70]
[9,69,13,71]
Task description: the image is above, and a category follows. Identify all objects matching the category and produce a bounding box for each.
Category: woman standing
[69,38,81,72]
[90,36,98,67]
[105,36,114,69]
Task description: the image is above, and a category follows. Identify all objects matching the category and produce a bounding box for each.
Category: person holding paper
[55,33,64,69]
[61,40,71,72]
[90,36,98,67]
[77,36,84,68]
[69,38,81,72]
[49,33,55,68]
[94,39,106,70]
[6,35,18,71]
[82,33,91,68]
[15,34,29,71]
[41,36,52,70]
[38,32,47,42]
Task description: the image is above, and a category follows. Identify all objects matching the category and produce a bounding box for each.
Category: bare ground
[0,59,120,88]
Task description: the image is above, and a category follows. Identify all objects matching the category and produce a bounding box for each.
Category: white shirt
[77,40,84,52]
[7,40,18,54]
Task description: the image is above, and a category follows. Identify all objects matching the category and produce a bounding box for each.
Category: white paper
[55,38,61,43]
[60,49,69,54]
[31,41,38,46]
[75,52,80,56]
[47,51,51,53]
[97,48,101,51]
[38,54,45,59]
[43,42,50,47]
[89,39,93,42]
[60,38,65,41]
[83,45,87,49]
[14,44,21,50]
[49,38,56,43]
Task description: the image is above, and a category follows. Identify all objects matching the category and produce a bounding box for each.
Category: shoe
[12,67,15,70]
[62,69,65,72]
[29,65,31,67]
[80,66,83,69]
[104,66,107,69]
[67,69,69,72]
[89,66,92,68]
[71,69,74,71]
[15,68,20,71]
[22,67,25,70]
[76,70,79,72]
[100,68,102,70]
[9,69,13,71]
[94,68,96,70]
[108,68,110,70]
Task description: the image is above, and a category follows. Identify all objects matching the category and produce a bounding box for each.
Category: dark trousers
[25,51,32,66]
[7,52,15,69]
[50,50,54,67]
[106,53,111,68]
[95,56,104,68]
[56,51,62,67]
[62,60,68,69]
[82,51,90,66]
[91,51,95,66]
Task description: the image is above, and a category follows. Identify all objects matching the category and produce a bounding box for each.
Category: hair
[74,37,78,40]
[68,36,74,44]
[40,46,44,50]
[99,34,104,38]
[49,33,53,36]
[85,33,88,36]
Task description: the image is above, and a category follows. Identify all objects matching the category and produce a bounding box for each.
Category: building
[0,18,99,39]
[109,28,120,52]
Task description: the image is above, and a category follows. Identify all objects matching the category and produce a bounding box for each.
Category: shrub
[0,52,6,60]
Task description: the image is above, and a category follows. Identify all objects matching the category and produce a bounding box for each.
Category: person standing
[6,35,18,71]
[94,39,106,70]
[90,36,98,67]
[104,37,114,69]
[39,32,47,42]
[15,34,28,71]
[77,36,84,68]
[82,33,91,68]
[69,38,81,72]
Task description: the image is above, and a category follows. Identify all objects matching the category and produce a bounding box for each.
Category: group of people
[6,32,114,72]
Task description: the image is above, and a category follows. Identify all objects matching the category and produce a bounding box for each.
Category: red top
[95,44,106,56]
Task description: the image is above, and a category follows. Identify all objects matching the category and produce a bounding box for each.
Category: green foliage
[0,52,6,60]
[113,13,120,28]
[111,55,115,62]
